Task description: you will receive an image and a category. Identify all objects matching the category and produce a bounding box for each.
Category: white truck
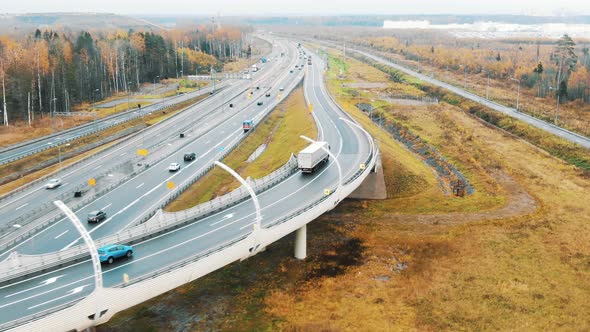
[251,64,259,72]
[297,141,330,173]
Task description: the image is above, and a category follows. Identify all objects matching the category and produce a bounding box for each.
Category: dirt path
[381,170,536,225]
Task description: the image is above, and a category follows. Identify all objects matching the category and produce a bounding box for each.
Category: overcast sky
[2,0,589,16]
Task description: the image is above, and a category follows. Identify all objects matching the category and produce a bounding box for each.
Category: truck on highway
[297,141,330,173]
[243,120,253,132]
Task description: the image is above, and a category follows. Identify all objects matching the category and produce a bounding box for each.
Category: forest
[0,26,250,125]
[357,33,590,102]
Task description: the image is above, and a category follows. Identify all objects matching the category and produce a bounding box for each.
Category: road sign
[324,188,331,195]
[167,181,175,189]
[137,149,149,156]
[123,273,129,283]
[308,103,314,113]
[360,163,366,170]
[88,178,96,186]
[277,93,282,100]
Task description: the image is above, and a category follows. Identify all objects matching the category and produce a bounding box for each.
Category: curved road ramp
[0,47,378,331]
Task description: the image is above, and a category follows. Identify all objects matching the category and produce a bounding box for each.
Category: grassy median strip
[165,85,316,212]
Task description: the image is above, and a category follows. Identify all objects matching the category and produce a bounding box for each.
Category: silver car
[45,178,62,189]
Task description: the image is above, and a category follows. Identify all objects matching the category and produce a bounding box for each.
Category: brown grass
[100,47,590,332]
[166,85,316,212]
[0,94,208,193]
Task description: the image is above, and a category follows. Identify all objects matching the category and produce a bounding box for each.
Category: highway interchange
[0,37,373,330]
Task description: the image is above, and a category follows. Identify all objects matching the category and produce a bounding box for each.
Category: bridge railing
[0,68,308,280]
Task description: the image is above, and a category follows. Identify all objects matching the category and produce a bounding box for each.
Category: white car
[279,87,284,91]
[168,163,181,172]
[45,178,62,189]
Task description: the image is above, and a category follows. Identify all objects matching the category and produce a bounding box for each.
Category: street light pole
[153,76,159,96]
[127,81,132,111]
[511,77,521,111]
[463,66,467,89]
[53,200,103,325]
[214,161,261,231]
[549,86,561,125]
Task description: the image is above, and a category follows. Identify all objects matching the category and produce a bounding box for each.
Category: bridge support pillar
[294,224,307,259]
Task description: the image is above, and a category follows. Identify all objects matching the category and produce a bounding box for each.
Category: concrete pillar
[294,224,307,259]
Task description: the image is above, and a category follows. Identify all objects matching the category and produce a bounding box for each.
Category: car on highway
[87,210,107,223]
[257,101,264,106]
[289,70,294,73]
[265,93,271,97]
[45,178,62,189]
[183,153,196,162]
[98,244,133,264]
[169,162,181,171]
[279,87,284,91]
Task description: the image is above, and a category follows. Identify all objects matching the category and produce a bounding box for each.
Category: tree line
[0,26,250,126]
[358,34,590,103]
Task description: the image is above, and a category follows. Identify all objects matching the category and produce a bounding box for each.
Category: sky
[1,0,589,16]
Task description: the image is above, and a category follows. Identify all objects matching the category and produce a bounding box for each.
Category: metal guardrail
[0,83,221,158]
[0,74,305,283]
[0,155,299,284]
[0,84,226,169]
[0,89,222,203]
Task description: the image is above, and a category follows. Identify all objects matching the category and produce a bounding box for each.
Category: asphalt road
[0,40,294,242]
[349,47,590,149]
[0,44,371,327]
[0,83,233,166]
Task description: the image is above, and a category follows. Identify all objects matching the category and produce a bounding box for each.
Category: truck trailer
[297,141,330,173]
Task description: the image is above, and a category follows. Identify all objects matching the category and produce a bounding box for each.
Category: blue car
[98,244,134,264]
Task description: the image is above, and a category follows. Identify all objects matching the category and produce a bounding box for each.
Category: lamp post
[300,135,343,202]
[464,66,468,90]
[53,200,103,325]
[214,161,261,232]
[127,81,132,111]
[153,76,159,96]
[510,77,521,111]
[548,85,561,125]
[482,70,491,100]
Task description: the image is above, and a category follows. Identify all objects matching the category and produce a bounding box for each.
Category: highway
[312,40,590,149]
[0,42,374,330]
[0,39,295,249]
[0,82,230,166]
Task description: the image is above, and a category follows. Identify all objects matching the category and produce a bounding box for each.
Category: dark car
[87,210,107,223]
[184,153,196,161]
[257,101,263,106]
[265,93,271,97]
[289,70,294,73]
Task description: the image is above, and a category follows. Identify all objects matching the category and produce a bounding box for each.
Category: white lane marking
[54,230,69,239]
[137,144,143,147]
[136,183,144,189]
[62,183,69,187]
[0,260,89,291]
[15,203,28,211]
[210,213,235,226]
[11,48,294,254]
[101,203,112,210]
[120,152,127,156]
[93,165,102,170]
[205,141,210,144]
[4,275,65,298]
[0,278,90,309]
[27,284,90,310]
